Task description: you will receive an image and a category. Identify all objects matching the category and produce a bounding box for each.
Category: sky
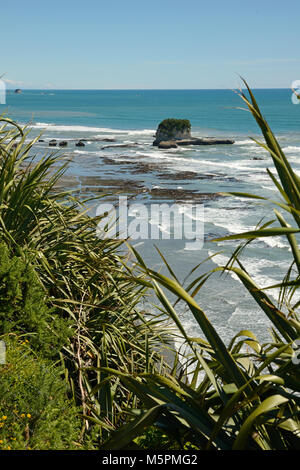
[1,0,299,89]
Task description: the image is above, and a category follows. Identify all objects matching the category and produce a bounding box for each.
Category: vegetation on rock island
[157,118,191,136]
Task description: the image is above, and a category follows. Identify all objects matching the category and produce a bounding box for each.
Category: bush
[157,118,191,136]
[0,335,81,450]
[0,116,172,444]
[0,243,72,359]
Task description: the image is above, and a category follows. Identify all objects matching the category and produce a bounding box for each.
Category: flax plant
[99,83,300,450]
[0,116,172,444]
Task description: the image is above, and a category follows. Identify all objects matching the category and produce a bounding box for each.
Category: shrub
[0,335,81,450]
[0,116,172,444]
[157,118,191,137]
[0,243,72,358]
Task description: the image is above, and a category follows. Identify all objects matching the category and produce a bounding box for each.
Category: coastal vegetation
[157,118,191,135]
[0,84,299,450]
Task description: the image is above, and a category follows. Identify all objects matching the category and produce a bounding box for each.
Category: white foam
[204,206,253,234]
[127,129,155,136]
[31,123,128,133]
[208,250,288,300]
[263,236,290,249]
[234,139,257,145]
[283,146,300,153]
[30,122,155,135]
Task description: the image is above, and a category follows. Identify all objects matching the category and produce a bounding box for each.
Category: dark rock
[157,171,199,180]
[101,143,137,150]
[158,140,178,149]
[38,139,45,142]
[156,137,234,148]
[176,138,235,146]
[14,89,22,94]
[149,187,222,202]
[49,140,57,147]
[59,141,68,147]
[75,141,85,147]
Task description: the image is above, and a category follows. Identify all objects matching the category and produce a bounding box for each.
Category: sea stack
[153,118,234,147]
[153,119,191,146]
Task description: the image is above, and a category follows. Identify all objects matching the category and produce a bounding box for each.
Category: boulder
[75,141,85,147]
[158,141,178,149]
[49,140,57,147]
[59,141,68,147]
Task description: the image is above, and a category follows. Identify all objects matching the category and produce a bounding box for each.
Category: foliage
[0,243,72,358]
[0,335,81,450]
[134,426,181,450]
[98,83,300,450]
[0,116,172,445]
[157,118,191,137]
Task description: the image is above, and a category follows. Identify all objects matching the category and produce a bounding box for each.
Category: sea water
[3,88,300,344]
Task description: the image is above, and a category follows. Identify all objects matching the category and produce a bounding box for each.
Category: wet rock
[49,140,57,147]
[176,138,234,146]
[148,187,222,202]
[76,141,85,147]
[79,176,145,193]
[59,141,68,147]
[157,171,199,180]
[158,140,178,149]
[101,143,137,150]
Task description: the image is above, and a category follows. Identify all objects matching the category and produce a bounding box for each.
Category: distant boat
[14,89,22,94]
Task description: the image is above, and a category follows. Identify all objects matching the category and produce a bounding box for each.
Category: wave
[234,139,256,145]
[30,122,155,136]
[263,236,290,249]
[208,250,288,298]
[282,145,300,153]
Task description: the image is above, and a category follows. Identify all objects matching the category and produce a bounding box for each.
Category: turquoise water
[4,88,300,134]
[2,88,300,344]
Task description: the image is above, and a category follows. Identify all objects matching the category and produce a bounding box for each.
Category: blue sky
[1,0,299,89]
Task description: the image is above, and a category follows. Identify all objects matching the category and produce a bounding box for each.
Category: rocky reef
[153,118,234,148]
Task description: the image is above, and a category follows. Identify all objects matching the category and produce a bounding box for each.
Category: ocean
[3,88,300,344]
